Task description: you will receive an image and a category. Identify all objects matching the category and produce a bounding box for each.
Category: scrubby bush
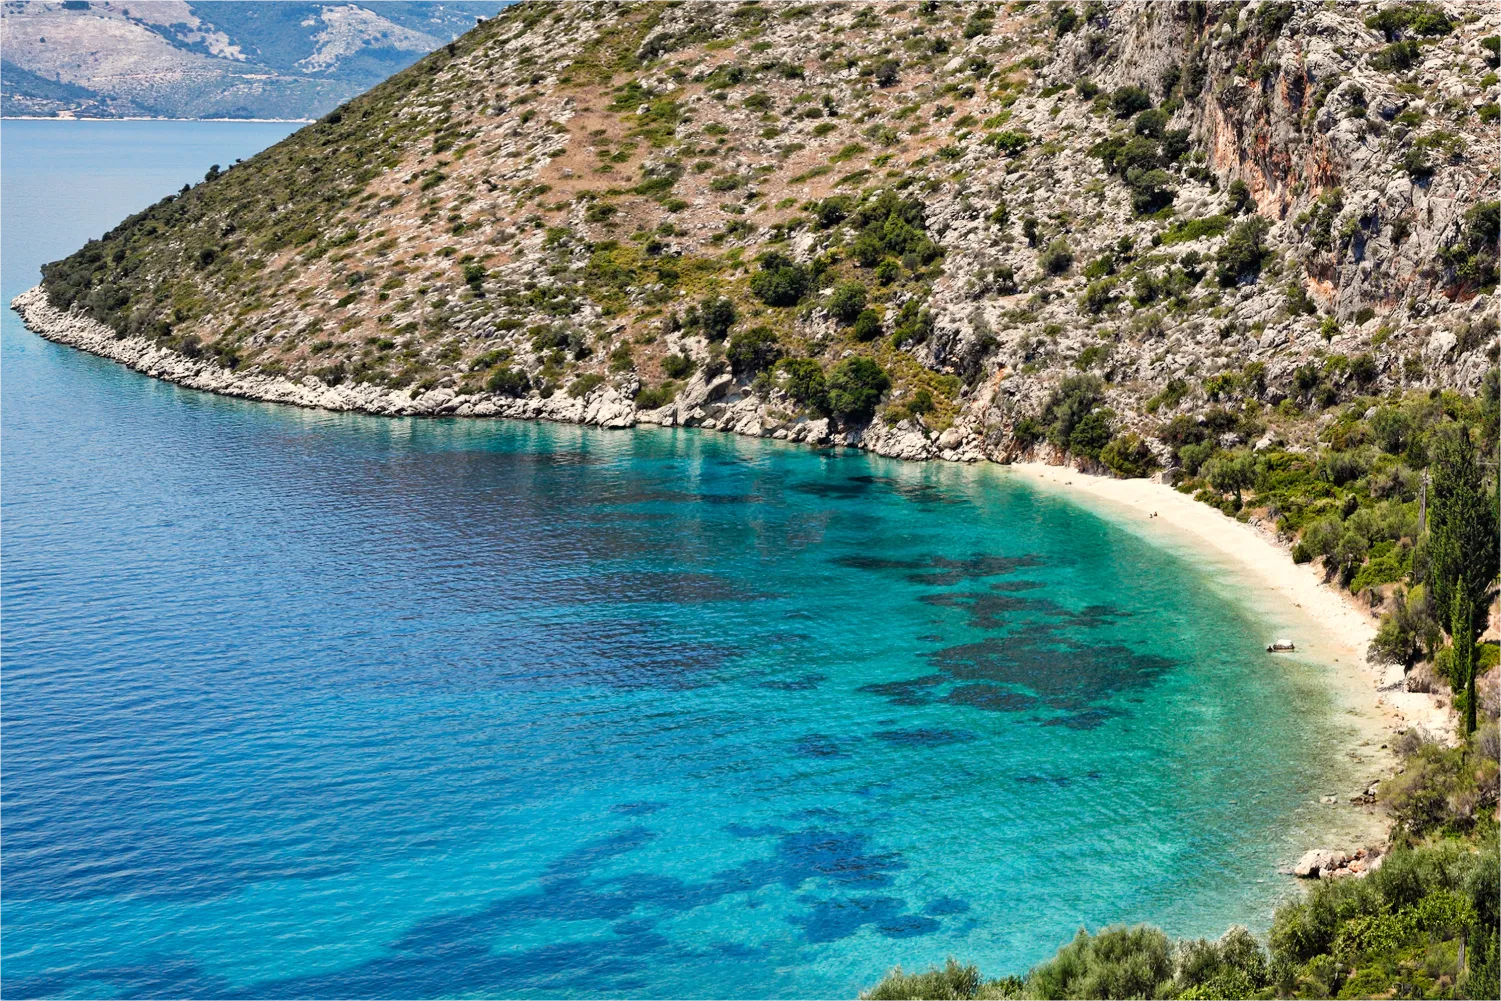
[661,353,695,379]
[566,373,606,398]
[749,252,811,306]
[695,296,737,340]
[776,357,829,414]
[1133,108,1169,139]
[1226,178,1255,215]
[1215,217,1270,285]
[1368,3,1453,40]
[1037,375,1105,453]
[1374,582,1440,669]
[827,281,868,324]
[1039,239,1074,276]
[1099,433,1157,478]
[1384,730,1500,838]
[485,366,531,396]
[848,189,942,269]
[1090,131,1179,215]
[852,308,883,342]
[726,326,782,376]
[1027,925,1174,999]
[634,382,676,409]
[826,356,890,423]
[861,959,1029,1000]
[1109,85,1152,118]
[1081,280,1116,314]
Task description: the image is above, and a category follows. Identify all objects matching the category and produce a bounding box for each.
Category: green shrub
[827,281,868,324]
[634,382,676,409]
[661,353,695,379]
[1109,85,1152,118]
[1225,179,1255,215]
[1038,375,1104,450]
[1367,3,1453,40]
[1133,108,1169,139]
[982,130,1030,155]
[813,195,853,229]
[1159,215,1230,245]
[726,326,782,376]
[777,357,829,414]
[861,958,1027,1000]
[1255,1,1296,36]
[749,251,811,306]
[1178,441,1215,476]
[1027,925,1174,1000]
[852,308,882,342]
[1215,217,1271,286]
[827,356,890,423]
[1100,433,1158,478]
[1372,40,1422,71]
[1368,584,1437,668]
[1080,282,1116,313]
[566,373,606,398]
[1039,238,1074,275]
[485,367,531,396]
[697,296,737,340]
[847,190,940,270]
[1374,741,1482,834]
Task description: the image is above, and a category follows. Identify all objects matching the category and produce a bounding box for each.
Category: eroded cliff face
[18,1,1499,467]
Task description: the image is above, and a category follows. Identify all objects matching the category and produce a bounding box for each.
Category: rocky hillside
[0,1,500,119]
[18,0,1500,474]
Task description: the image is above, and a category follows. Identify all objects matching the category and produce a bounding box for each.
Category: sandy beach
[1006,461,1455,743]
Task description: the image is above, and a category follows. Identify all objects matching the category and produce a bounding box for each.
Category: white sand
[1006,462,1455,742]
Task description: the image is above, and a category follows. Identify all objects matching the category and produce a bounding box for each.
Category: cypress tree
[1428,425,1498,735]
[1451,577,1477,735]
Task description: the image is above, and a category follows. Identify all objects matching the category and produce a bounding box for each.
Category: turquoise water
[2,121,1372,999]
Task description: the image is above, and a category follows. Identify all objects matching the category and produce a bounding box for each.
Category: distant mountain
[0,1,504,119]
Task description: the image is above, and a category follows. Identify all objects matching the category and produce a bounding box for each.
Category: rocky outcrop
[1290,846,1383,879]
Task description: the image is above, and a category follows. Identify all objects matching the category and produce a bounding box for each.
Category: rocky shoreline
[11,285,985,464]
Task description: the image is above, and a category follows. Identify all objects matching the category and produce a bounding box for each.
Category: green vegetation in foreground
[863,729,1499,999]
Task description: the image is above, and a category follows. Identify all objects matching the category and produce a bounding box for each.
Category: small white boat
[1266,639,1296,653]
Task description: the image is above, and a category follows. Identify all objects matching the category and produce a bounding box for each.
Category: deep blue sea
[2,121,1379,999]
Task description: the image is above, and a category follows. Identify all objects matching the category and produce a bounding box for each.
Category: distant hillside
[0,1,503,119]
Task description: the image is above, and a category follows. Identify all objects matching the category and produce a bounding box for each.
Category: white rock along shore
[11,285,984,459]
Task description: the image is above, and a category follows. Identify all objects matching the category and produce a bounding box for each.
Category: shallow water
[2,120,1379,999]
